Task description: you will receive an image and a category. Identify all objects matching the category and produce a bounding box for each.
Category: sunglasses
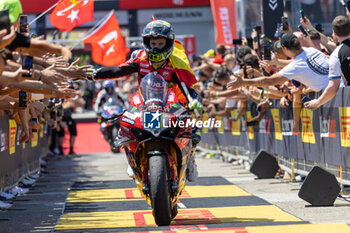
[276,41,283,48]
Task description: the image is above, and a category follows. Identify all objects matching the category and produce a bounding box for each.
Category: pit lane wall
[0,115,47,190]
[199,87,350,185]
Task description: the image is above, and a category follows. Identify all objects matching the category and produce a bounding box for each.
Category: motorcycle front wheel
[149,154,172,226]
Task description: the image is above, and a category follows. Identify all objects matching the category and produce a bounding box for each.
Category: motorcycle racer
[94,80,128,115]
[91,20,202,181]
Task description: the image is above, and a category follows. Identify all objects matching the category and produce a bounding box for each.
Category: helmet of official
[142,20,175,63]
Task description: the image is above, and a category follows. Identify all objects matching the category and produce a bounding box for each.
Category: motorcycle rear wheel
[149,154,172,226]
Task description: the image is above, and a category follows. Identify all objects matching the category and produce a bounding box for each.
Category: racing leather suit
[93,49,201,105]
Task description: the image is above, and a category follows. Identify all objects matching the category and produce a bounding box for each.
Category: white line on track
[177,202,187,209]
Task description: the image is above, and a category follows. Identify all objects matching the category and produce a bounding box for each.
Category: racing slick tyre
[149,154,172,226]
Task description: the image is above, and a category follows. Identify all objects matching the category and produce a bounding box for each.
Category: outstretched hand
[226,75,245,90]
[65,57,94,80]
[55,88,79,99]
[300,16,312,31]
[42,64,69,86]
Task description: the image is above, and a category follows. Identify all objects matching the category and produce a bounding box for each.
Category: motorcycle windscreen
[140,72,167,107]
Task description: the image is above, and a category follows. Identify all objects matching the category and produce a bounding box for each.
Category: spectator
[59,83,85,155]
[305,15,350,110]
[212,44,226,64]
[300,16,337,53]
[228,33,329,133]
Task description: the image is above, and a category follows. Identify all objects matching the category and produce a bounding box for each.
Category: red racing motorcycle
[114,72,199,226]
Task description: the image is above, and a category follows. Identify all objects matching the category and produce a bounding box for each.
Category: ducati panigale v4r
[114,72,199,226]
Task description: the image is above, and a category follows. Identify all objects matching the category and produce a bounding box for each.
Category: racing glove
[188,99,203,115]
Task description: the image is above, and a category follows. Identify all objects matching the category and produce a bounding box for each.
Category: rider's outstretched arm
[93,62,139,80]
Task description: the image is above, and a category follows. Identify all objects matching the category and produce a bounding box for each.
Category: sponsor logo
[230,110,241,136]
[246,111,254,140]
[122,117,135,125]
[216,116,224,134]
[258,118,270,134]
[143,111,162,129]
[145,103,170,112]
[140,68,150,74]
[149,80,166,88]
[306,53,329,75]
[9,120,17,154]
[173,107,187,118]
[271,108,283,140]
[124,111,138,120]
[133,95,141,105]
[301,108,315,144]
[1,131,7,152]
[339,107,350,147]
[320,116,336,138]
[140,62,149,68]
[167,92,175,102]
[281,119,293,136]
[219,7,233,44]
[163,71,169,78]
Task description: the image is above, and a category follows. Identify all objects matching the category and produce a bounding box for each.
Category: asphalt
[0,149,350,232]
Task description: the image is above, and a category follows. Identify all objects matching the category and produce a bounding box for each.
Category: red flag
[50,0,94,32]
[210,0,237,47]
[83,13,129,66]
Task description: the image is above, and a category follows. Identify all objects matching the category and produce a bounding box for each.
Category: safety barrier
[0,115,48,191]
[199,87,350,186]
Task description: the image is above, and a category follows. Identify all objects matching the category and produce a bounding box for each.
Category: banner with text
[210,0,237,47]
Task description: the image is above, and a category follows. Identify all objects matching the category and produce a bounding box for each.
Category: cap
[280,33,298,48]
[203,49,215,58]
[0,0,22,23]
[315,24,324,33]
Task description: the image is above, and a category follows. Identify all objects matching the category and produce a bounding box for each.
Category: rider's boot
[186,127,201,182]
[186,156,198,182]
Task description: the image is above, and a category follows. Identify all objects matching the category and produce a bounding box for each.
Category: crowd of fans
[192,13,350,135]
[2,0,350,211]
[0,0,92,208]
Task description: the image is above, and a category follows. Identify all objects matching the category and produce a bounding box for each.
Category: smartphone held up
[18,91,27,108]
[263,45,271,61]
[19,15,28,33]
[299,9,306,22]
[0,10,11,33]
[281,17,289,31]
[22,56,33,77]
[298,24,308,37]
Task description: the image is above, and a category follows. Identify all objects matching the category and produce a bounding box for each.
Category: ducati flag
[50,0,94,32]
[210,0,237,47]
[83,12,129,66]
